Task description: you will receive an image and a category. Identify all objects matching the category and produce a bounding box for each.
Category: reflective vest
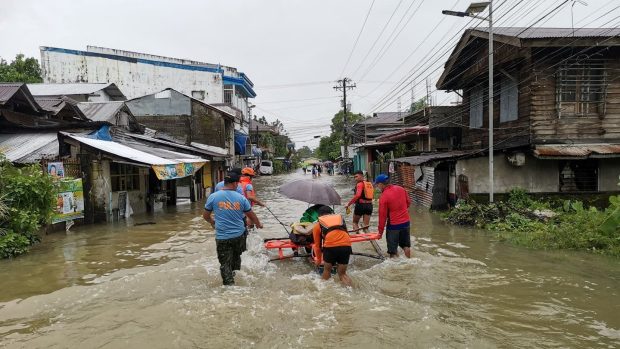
[240,177,253,205]
[318,214,347,247]
[362,181,375,200]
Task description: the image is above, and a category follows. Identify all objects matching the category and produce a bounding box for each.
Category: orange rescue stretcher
[264,232,384,264]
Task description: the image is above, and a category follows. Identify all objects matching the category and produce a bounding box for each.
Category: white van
[259,160,274,175]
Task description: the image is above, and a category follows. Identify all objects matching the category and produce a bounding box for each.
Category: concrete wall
[126,89,191,116]
[90,160,147,221]
[599,158,620,191]
[456,153,559,193]
[41,49,224,105]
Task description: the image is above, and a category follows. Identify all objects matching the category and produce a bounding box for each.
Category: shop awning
[63,133,206,180]
[234,130,248,155]
[533,144,620,159]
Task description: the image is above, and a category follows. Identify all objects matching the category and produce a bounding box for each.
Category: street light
[443,1,494,203]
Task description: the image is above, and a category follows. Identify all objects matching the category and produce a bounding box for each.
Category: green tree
[316,110,367,161]
[409,97,428,113]
[296,146,313,159]
[0,54,43,83]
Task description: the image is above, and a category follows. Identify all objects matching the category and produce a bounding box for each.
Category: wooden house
[433,27,620,199]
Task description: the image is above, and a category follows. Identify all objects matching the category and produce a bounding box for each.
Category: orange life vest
[362,181,374,200]
[318,214,348,248]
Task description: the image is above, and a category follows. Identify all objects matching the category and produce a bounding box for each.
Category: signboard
[47,162,65,178]
[152,162,205,180]
[52,178,85,223]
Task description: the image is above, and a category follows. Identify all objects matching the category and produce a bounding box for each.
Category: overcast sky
[1,0,617,148]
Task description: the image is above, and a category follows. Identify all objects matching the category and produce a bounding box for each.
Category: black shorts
[322,246,352,265]
[354,203,373,216]
[386,227,411,255]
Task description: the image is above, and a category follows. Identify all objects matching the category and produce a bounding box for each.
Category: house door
[432,166,449,210]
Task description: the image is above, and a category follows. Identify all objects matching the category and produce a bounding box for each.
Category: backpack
[362,181,374,200]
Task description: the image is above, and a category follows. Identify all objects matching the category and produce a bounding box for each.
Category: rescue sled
[264,232,384,263]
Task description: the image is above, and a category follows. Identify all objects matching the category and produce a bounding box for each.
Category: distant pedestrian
[375,174,412,258]
[317,165,322,177]
[203,172,263,285]
[311,165,318,178]
[302,166,307,174]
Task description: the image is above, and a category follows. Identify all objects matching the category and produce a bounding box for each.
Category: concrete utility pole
[334,78,356,162]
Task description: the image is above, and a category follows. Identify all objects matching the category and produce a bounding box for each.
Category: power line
[349,0,406,78]
[339,0,377,78]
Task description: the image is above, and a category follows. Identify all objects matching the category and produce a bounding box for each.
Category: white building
[39,46,256,134]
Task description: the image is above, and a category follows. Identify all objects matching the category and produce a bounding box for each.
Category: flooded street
[0,171,619,348]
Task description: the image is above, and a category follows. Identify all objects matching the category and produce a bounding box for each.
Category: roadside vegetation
[443,186,620,257]
[0,155,56,258]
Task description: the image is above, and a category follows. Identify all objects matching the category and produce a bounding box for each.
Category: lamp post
[442,1,494,202]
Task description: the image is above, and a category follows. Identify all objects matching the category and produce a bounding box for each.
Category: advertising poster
[47,162,65,178]
[52,178,85,223]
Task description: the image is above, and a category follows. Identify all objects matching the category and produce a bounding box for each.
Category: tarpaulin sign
[52,178,85,223]
[152,162,205,180]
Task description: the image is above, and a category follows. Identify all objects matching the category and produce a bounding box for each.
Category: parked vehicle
[259,160,274,175]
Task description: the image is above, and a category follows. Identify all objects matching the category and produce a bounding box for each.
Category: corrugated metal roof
[34,98,65,113]
[0,84,23,104]
[64,134,205,166]
[190,142,229,157]
[27,83,126,100]
[77,101,125,122]
[534,144,620,159]
[0,133,58,163]
[392,150,475,166]
[360,112,407,125]
[475,27,620,39]
[376,126,429,142]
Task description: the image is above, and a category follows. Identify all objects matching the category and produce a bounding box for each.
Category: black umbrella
[278,179,341,205]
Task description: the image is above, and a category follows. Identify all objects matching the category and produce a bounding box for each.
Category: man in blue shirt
[214,167,244,194]
[204,172,262,285]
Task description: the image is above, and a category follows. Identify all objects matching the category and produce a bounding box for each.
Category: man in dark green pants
[203,172,262,285]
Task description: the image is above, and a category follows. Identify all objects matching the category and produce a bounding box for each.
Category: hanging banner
[52,178,85,223]
[152,162,205,180]
[47,162,65,178]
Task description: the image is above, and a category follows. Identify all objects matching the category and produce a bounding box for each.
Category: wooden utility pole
[334,78,356,162]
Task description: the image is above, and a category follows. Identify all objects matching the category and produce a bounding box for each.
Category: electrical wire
[339,0,377,78]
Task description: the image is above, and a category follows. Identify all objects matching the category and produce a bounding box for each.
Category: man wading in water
[203,172,263,285]
[375,174,412,258]
[312,206,353,287]
[345,171,374,233]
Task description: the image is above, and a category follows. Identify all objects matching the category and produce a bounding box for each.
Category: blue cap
[374,174,389,185]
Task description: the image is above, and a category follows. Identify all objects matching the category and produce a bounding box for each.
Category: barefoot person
[312,206,353,287]
[203,172,263,285]
[345,171,374,233]
[375,174,412,258]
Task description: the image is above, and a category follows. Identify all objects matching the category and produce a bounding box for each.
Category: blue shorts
[386,227,411,255]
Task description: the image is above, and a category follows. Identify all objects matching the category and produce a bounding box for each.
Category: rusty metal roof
[376,126,429,142]
[475,27,620,39]
[27,83,126,100]
[0,84,23,104]
[534,144,620,159]
[392,150,476,166]
[78,101,126,122]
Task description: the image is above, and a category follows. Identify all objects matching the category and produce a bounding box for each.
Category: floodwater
[0,172,618,348]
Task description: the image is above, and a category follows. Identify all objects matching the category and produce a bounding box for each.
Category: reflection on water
[0,171,618,348]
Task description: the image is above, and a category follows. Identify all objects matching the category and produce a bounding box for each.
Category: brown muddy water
[0,172,618,348]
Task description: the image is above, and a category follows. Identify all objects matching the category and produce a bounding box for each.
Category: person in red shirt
[375,174,412,258]
[345,171,374,233]
[312,206,353,287]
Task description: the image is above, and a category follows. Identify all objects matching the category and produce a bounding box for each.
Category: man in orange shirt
[312,206,352,287]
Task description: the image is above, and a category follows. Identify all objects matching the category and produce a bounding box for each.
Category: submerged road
[0,171,618,348]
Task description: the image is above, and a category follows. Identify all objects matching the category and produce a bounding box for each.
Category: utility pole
[334,78,356,163]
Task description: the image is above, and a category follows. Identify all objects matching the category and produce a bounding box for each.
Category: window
[500,77,518,122]
[110,163,141,191]
[556,60,606,117]
[559,160,598,192]
[469,88,483,128]
[223,84,233,104]
[191,90,206,100]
